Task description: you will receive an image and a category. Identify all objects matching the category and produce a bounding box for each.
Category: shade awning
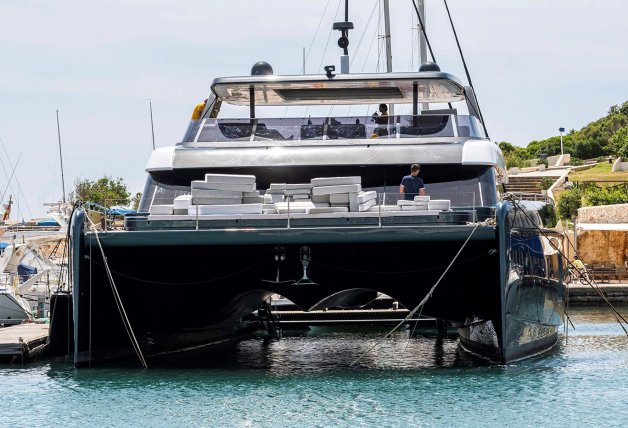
[211,71,466,106]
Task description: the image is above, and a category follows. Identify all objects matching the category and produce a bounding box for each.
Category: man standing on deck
[191,99,208,120]
[400,164,426,200]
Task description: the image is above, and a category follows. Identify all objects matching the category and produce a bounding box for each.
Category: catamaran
[66,2,565,366]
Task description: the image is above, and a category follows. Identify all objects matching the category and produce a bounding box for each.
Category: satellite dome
[251,61,274,76]
[419,62,441,72]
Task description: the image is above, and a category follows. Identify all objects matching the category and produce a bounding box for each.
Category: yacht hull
[70,202,565,366]
[0,292,31,325]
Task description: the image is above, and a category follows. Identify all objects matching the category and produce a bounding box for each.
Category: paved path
[510,167,572,178]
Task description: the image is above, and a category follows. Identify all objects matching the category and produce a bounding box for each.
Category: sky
[1,0,627,219]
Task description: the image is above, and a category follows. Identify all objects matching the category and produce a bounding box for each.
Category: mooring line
[506,196,628,337]
[350,222,481,366]
[85,214,148,368]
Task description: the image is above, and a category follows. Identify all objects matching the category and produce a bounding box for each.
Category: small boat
[0,243,33,324]
[0,240,64,324]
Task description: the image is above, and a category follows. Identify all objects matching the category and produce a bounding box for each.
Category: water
[1,307,627,427]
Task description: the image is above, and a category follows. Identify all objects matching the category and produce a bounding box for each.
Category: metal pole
[418,0,428,112]
[249,86,255,121]
[56,110,66,204]
[149,100,156,150]
[574,217,577,256]
[302,47,306,75]
[383,0,394,117]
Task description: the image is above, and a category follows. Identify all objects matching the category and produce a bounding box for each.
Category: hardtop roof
[211,71,466,106]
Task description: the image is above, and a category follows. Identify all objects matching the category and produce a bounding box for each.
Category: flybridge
[211,71,467,106]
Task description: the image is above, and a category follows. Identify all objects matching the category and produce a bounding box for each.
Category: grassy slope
[568,162,628,183]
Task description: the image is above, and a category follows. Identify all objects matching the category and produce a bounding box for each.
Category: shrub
[538,177,555,190]
[557,188,583,220]
[538,158,549,167]
[569,157,584,166]
[539,204,557,228]
[583,184,628,206]
[506,155,528,169]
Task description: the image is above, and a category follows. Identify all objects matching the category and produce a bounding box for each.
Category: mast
[56,110,66,204]
[418,0,428,111]
[382,0,394,116]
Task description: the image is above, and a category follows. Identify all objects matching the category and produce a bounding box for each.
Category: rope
[504,195,628,336]
[409,0,452,111]
[86,256,271,285]
[304,0,332,71]
[351,222,481,366]
[409,0,436,62]
[305,251,489,275]
[350,0,379,67]
[442,0,490,139]
[84,213,148,368]
[317,0,343,73]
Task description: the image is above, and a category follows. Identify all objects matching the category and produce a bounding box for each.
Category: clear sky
[1,0,627,219]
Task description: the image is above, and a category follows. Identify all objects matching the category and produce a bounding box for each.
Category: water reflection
[143,327,490,373]
[0,309,626,428]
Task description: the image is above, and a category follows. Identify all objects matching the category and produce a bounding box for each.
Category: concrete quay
[568,280,628,305]
[0,323,49,363]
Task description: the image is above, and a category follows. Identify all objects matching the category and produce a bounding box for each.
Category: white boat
[42,201,72,232]
[0,244,33,324]
[0,239,64,324]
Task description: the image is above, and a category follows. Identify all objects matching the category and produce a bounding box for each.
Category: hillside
[500,101,628,168]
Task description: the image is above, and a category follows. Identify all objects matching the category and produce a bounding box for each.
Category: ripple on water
[1,309,627,427]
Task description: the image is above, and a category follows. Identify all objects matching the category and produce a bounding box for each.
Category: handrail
[82,191,499,234]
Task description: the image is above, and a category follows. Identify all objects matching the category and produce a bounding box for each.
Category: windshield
[181,114,485,144]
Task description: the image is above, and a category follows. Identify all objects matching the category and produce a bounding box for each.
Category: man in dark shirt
[400,164,426,200]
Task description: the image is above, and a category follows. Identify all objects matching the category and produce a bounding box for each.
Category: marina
[1,0,628,426]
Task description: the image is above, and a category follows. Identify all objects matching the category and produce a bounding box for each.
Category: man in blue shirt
[400,164,426,200]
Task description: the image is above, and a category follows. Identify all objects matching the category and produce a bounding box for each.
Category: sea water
[1,306,626,427]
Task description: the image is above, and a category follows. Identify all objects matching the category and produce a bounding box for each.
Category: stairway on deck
[505,176,551,193]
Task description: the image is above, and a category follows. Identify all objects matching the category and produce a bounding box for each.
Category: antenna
[333,0,353,73]
[149,99,156,150]
[56,110,66,204]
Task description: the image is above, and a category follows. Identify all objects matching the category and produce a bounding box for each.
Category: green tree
[131,192,142,210]
[521,100,628,160]
[557,188,583,220]
[71,176,131,207]
[608,126,628,157]
[499,141,532,169]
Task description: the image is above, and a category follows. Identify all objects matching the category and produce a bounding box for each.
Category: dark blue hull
[69,201,565,366]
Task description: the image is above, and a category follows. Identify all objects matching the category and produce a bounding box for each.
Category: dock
[0,323,49,363]
[568,281,628,305]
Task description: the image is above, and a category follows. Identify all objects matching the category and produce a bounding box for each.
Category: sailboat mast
[417,0,428,111]
[56,110,66,204]
[382,0,394,116]
[383,0,393,73]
